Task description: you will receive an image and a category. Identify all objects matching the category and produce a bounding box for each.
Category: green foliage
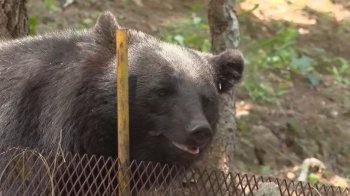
[26,0,350,107]
[327,57,350,85]
[307,73,320,86]
[307,173,319,184]
[240,28,300,104]
[160,12,210,52]
[91,11,101,19]
[82,12,101,27]
[337,19,350,33]
[236,119,249,132]
[29,16,38,35]
[82,18,93,26]
[44,0,59,11]
[290,53,311,73]
[159,4,349,105]
[242,77,288,105]
[190,3,204,12]
[260,165,274,175]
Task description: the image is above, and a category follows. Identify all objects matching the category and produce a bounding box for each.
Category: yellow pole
[116,29,130,196]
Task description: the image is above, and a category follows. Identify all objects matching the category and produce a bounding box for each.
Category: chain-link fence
[0,147,348,196]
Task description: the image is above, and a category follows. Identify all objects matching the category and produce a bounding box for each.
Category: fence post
[116,29,130,196]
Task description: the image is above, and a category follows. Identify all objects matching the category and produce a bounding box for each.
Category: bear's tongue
[171,141,199,155]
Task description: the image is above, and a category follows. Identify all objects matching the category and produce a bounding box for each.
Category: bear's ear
[93,11,121,52]
[208,49,244,94]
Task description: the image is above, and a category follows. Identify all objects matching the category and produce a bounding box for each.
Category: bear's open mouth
[171,141,199,155]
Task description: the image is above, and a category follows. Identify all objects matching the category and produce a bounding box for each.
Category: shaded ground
[27,0,350,188]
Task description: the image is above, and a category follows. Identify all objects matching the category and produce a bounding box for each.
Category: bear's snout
[187,121,213,148]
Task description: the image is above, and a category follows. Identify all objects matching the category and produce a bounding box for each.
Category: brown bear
[0,11,244,195]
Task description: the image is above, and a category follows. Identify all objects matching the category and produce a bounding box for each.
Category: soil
[26,0,350,188]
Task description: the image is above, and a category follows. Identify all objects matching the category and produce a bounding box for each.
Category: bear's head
[84,12,244,167]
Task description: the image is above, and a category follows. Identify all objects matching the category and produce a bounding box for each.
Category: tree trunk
[0,0,29,39]
[183,0,241,195]
[200,0,240,171]
[208,0,240,53]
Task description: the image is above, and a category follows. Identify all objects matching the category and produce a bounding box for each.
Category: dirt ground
[26,0,350,188]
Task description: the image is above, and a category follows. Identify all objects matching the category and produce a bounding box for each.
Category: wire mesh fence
[0,147,348,196]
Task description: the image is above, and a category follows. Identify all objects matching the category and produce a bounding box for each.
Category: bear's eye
[156,88,173,97]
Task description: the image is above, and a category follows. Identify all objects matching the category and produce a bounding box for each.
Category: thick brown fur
[0,11,244,195]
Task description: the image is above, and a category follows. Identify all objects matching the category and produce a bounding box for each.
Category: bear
[0,11,244,195]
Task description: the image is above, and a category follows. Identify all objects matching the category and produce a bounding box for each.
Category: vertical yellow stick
[116,29,130,196]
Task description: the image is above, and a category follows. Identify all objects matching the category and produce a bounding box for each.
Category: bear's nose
[188,124,213,147]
